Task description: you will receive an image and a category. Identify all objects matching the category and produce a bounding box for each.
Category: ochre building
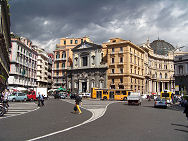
[53,37,91,89]
[102,38,145,94]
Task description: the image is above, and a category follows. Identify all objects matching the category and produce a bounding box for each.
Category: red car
[27,91,37,101]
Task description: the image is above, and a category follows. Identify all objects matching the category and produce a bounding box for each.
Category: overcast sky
[10,0,188,53]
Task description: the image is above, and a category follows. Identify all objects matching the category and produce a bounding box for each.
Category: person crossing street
[74,94,82,114]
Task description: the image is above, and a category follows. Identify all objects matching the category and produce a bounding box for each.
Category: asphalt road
[0,99,187,141]
[0,99,91,141]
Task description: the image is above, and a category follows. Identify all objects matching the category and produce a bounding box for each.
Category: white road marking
[0,103,39,119]
[27,99,115,141]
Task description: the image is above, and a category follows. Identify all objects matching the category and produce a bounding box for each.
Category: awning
[56,87,66,91]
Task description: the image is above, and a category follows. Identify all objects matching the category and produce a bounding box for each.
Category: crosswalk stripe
[0,102,39,119]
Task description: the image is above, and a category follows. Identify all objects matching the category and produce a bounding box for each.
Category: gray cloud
[10,0,188,52]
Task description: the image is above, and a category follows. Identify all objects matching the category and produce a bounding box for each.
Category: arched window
[56,52,60,59]
[165,73,168,79]
[160,73,162,79]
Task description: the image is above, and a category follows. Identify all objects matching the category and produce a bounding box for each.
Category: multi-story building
[53,37,91,89]
[33,46,49,88]
[174,54,188,95]
[47,53,54,90]
[0,0,11,92]
[103,38,145,94]
[8,36,37,89]
[67,41,107,93]
[141,40,175,95]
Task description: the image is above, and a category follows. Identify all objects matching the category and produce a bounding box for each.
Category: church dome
[150,40,175,55]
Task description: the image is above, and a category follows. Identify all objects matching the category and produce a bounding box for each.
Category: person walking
[74,94,82,114]
[37,92,41,106]
[3,89,9,107]
[41,94,45,106]
[183,100,188,120]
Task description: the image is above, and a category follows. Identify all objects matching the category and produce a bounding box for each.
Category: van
[27,91,37,101]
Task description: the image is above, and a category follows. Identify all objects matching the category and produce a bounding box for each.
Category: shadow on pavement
[174,129,188,133]
[171,123,188,134]
[171,123,188,128]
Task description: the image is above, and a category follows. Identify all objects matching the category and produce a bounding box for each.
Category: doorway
[82,82,87,92]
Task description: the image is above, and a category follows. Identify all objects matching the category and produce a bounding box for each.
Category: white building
[32,46,49,88]
[8,36,37,89]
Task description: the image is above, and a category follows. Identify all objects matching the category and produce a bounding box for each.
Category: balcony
[117,62,124,66]
[52,67,66,71]
[118,51,123,54]
[54,80,66,84]
[108,73,124,76]
[109,63,115,66]
[55,57,66,61]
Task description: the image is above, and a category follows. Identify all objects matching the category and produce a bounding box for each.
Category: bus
[91,88,132,101]
[160,90,172,104]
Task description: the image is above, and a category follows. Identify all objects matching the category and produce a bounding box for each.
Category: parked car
[59,92,67,99]
[8,92,28,102]
[54,92,67,99]
[154,97,167,108]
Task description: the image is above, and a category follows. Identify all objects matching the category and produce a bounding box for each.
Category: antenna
[157,32,160,40]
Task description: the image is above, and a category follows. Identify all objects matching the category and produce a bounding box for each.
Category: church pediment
[72,41,102,51]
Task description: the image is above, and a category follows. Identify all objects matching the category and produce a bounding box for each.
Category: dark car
[54,92,67,99]
[70,93,76,99]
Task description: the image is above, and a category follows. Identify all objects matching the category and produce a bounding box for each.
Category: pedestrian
[74,94,82,114]
[3,89,9,107]
[41,94,45,106]
[37,92,41,106]
[183,100,188,120]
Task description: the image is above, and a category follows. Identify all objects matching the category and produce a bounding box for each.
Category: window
[75,40,78,44]
[160,73,162,79]
[135,68,136,74]
[120,68,123,73]
[56,72,59,76]
[112,69,114,74]
[134,56,136,64]
[91,81,95,88]
[112,48,114,53]
[120,57,123,63]
[179,65,183,74]
[82,56,88,66]
[112,79,114,84]
[62,52,66,58]
[81,39,83,43]
[56,62,59,68]
[70,40,73,44]
[62,63,65,68]
[130,55,132,63]
[120,47,123,52]
[165,73,168,79]
[92,56,95,64]
[74,82,78,88]
[99,81,103,88]
[56,52,60,59]
[64,40,66,45]
[18,46,19,51]
[112,58,114,63]
[120,78,123,83]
